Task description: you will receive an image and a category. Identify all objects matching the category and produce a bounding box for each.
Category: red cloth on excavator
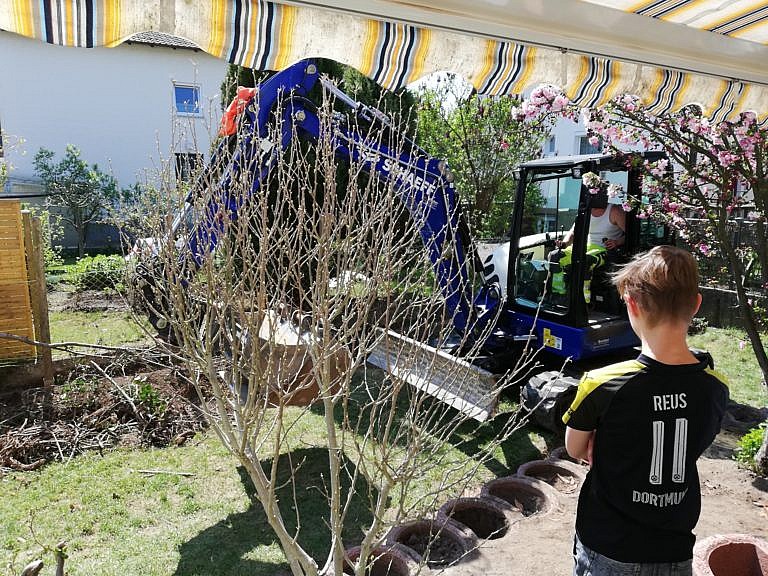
[219,86,257,136]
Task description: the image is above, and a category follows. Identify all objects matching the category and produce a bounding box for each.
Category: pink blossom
[697,243,711,256]
[620,94,639,112]
[520,84,575,120]
[500,141,510,150]
[582,172,603,194]
[648,158,669,178]
[552,94,569,111]
[716,151,738,167]
[607,183,623,198]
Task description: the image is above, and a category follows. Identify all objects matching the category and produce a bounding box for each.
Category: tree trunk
[72,206,87,258]
[77,228,86,258]
[756,423,768,477]
[754,218,768,288]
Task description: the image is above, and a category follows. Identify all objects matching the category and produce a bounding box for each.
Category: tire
[520,371,580,433]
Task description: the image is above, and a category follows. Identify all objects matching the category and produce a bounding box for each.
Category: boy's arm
[565,427,595,464]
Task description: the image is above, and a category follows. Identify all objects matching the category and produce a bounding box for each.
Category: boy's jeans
[574,535,693,576]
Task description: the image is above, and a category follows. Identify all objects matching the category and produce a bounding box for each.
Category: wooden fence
[0,200,52,383]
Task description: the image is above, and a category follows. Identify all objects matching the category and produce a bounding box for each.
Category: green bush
[687,317,708,335]
[735,424,766,472]
[67,254,126,292]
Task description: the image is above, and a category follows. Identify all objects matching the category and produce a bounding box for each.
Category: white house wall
[0,30,227,191]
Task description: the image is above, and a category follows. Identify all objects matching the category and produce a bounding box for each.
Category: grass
[1,398,546,576]
[49,311,150,352]
[1,436,271,576]
[688,327,768,406]
[1,326,765,575]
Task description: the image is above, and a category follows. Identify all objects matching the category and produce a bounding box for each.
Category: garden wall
[699,286,766,330]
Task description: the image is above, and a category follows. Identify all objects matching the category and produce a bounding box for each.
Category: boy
[563,245,729,576]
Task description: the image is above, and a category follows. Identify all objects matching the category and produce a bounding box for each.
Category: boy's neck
[639,323,697,365]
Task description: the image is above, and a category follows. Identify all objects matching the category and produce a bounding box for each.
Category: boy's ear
[625,294,640,316]
[693,293,702,316]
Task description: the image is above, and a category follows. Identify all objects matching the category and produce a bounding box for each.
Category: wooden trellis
[0,200,52,382]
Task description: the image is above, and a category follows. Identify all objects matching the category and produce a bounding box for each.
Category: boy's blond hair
[613,245,699,327]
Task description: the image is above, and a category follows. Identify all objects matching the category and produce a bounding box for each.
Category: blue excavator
[136,59,670,422]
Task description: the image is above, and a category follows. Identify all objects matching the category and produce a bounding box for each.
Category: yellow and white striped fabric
[0,0,766,121]
[583,1,768,44]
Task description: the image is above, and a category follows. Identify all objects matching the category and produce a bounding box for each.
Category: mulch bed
[0,366,208,473]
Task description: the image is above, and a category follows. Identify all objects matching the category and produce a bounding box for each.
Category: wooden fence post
[0,200,36,363]
[21,211,53,386]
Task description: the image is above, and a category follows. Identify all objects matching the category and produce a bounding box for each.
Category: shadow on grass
[319,367,548,479]
[173,447,375,576]
[445,391,557,477]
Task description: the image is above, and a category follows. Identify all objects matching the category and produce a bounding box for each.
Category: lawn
[49,311,150,351]
[689,327,768,406]
[1,402,548,576]
[1,326,765,575]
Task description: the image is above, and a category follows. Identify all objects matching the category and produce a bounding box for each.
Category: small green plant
[66,254,125,291]
[735,423,767,472]
[22,205,64,269]
[134,376,166,415]
[688,316,708,335]
[58,376,98,402]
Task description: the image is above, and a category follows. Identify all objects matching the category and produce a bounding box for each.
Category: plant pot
[482,475,559,518]
[343,543,417,576]
[436,497,509,540]
[693,534,768,576]
[548,446,582,465]
[386,518,475,567]
[517,459,586,495]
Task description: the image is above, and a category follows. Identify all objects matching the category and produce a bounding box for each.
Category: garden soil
[436,429,768,576]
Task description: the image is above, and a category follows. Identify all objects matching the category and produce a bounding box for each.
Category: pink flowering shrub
[515,87,768,379]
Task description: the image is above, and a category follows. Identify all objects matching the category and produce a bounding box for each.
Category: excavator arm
[177,59,474,331]
[135,59,500,419]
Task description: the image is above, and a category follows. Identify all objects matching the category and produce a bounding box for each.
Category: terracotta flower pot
[517,459,586,495]
[693,534,768,576]
[548,445,583,465]
[436,497,509,540]
[386,518,475,567]
[343,543,417,576]
[482,475,560,518]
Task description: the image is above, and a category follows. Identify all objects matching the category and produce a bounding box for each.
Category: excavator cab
[500,152,671,360]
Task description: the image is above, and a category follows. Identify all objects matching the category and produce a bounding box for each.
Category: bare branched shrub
[130,85,527,576]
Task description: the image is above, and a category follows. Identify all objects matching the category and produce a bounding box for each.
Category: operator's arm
[558,225,575,247]
[565,427,594,464]
[604,205,626,250]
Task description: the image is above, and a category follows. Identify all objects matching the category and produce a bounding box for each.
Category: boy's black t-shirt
[562,352,729,563]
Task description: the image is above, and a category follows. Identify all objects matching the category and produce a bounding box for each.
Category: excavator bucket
[367,329,499,421]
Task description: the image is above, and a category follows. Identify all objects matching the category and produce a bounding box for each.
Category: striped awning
[1,1,767,121]
[584,1,768,44]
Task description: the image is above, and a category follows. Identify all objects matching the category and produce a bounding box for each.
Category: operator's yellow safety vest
[550,244,606,303]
